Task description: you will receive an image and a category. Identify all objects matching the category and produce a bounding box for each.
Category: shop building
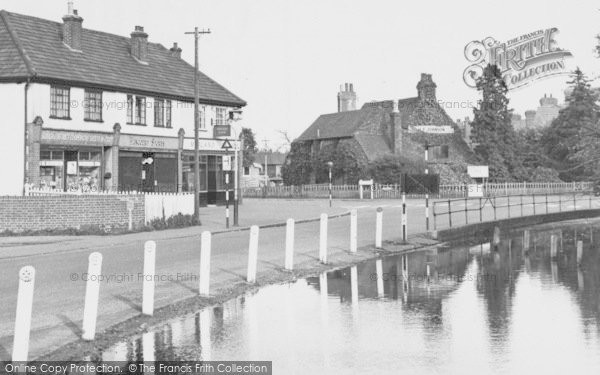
[0,6,245,204]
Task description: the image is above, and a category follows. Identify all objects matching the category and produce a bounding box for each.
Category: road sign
[223,155,232,171]
[221,139,233,150]
[214,125,231,137]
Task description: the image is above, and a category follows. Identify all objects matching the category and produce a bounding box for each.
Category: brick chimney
[131,26,149,63]
[337,83,357,112]
[169,42,182,58]
[417,73,437,102]
[62,2,83,51]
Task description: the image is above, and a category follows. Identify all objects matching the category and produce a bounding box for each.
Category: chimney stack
[62,2,83,51]
[337,82,357,112]
[169,42,182,58]
[131,26,149,63]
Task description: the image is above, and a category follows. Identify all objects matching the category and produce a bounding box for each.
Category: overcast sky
[4,0,599,150]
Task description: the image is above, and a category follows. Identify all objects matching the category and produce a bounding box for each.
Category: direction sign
[214,125,231,137]
[221,139,233,150]
[222,155,232,171]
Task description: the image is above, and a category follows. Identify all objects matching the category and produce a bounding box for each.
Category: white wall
[28,83,233,138]
[0,83,25,195]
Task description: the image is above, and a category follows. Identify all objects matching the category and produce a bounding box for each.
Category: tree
[470,64,524,181]
[541,68,599,181]
[240,127,257,168]
[281,141,312,185]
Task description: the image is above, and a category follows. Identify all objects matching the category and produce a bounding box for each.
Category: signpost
[467,165,489,198]
[222,140,233,228]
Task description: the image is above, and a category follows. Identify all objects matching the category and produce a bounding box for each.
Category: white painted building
[0,6,245,204]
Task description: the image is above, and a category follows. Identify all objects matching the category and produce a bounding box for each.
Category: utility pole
[185,27,211,223]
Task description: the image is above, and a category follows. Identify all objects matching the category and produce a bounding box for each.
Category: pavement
[0,195,598,360]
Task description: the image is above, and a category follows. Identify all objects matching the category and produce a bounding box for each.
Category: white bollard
[350,209,358,253]
[142,241,156,316]
[577,240,583,266]
[12,266,35,362]
[493,227,501,246]
[426,264,431,282]
[285,219,295,270]
[199,231,212,296]
[247,226,259,283]
[375,259,384,298]
[82,252,103,341]
[375,207,383,249]
[550,235,558,259]
[350,266,358,303]
[319,214,328,264]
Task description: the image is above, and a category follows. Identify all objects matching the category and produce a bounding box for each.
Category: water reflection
[102,223,600,373]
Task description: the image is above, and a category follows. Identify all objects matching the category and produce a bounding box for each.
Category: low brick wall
[432,209,600,243]
[0,195,145,233]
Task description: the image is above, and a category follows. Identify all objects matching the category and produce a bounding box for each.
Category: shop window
[84,89,103,121]
[215,107,227,126]
[50,86,70,119]
[79,151,100,161]
[40,150,64,160]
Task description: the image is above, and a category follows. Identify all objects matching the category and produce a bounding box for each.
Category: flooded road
[102,221,600,374]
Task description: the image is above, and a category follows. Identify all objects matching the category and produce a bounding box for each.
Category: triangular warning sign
[221,139,233,150]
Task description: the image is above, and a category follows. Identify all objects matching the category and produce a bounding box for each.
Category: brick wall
[0,194,145,233]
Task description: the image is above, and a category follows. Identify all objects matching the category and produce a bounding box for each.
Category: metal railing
[432,191,595,230]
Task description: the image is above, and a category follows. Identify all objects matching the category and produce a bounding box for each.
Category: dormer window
[50,86,71,119]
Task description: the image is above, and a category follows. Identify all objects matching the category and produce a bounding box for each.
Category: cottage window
[215,107,227,125]
[127,95,134,123]
[84,90,102,121]
[153,99,172,128]
[135,96,146,125]
[50,86,70,119]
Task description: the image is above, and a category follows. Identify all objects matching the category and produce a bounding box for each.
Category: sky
[4,0,599,151]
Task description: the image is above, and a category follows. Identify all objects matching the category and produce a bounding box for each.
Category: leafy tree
[541,68,599,181]
[470,64,524,181]
[282,142,313,185]
[241,127,257,167]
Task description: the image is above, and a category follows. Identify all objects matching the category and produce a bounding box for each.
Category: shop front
[36,129,113,192]
[118,134,180,193]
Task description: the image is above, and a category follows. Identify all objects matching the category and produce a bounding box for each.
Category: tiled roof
[296,106,384,141]
[0,10,245,106]
[353,134,391,161]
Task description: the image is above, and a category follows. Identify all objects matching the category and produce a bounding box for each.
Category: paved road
[0,196,597,359]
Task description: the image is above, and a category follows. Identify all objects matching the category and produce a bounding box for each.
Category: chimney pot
[169,42,182,58]
[62,3,83,51]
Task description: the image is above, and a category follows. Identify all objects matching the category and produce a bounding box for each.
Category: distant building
[512,94,562,130]
[242,151,287,187]
[294,74,477,184]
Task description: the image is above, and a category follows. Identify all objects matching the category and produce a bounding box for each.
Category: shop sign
[183,138,240,152]
[42,130,113,146]
[66,161,77,175]
[214,125,231,137]
[120,134,178,150]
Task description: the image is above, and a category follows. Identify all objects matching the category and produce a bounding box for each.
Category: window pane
[135,97,146,124]
[127,95,133,123]
[84,90,102,121]
[166,100,172,128]
[50,86,70,118]
[154,98,164,127]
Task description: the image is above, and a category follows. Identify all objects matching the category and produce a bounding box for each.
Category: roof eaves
[0,10,36,78]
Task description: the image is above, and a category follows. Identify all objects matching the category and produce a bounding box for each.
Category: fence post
[319,214,328,264]
[142,241,156,315]
[82,252,103,341]
[12,266,35,362]
[199,231,212,296]
[350,209,357,253]
[246,226,259,283]
[425,194,430,231]
[285,219,295,270]
[375,207,383,249]
[402,193,408,242]
[464,197,468,224]
[493,197,497,220]
[447,199,452,228]
[545,194,548,214]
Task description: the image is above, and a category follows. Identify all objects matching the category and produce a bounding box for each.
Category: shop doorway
[141,152,155,192]
[63,150,78,192]
[207,155,218,204]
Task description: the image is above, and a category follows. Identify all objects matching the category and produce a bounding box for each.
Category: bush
[368,154,426,184]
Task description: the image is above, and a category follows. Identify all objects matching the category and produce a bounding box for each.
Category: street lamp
[327,161,333,207]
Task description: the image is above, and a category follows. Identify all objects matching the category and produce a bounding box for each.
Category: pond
[102,221,600,374]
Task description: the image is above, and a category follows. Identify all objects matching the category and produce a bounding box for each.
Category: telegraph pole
[185,27,211,223]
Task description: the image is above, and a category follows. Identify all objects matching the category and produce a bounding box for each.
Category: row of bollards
[11,204,405,361]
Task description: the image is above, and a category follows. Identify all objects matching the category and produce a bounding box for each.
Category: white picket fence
[143,193,194,223]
